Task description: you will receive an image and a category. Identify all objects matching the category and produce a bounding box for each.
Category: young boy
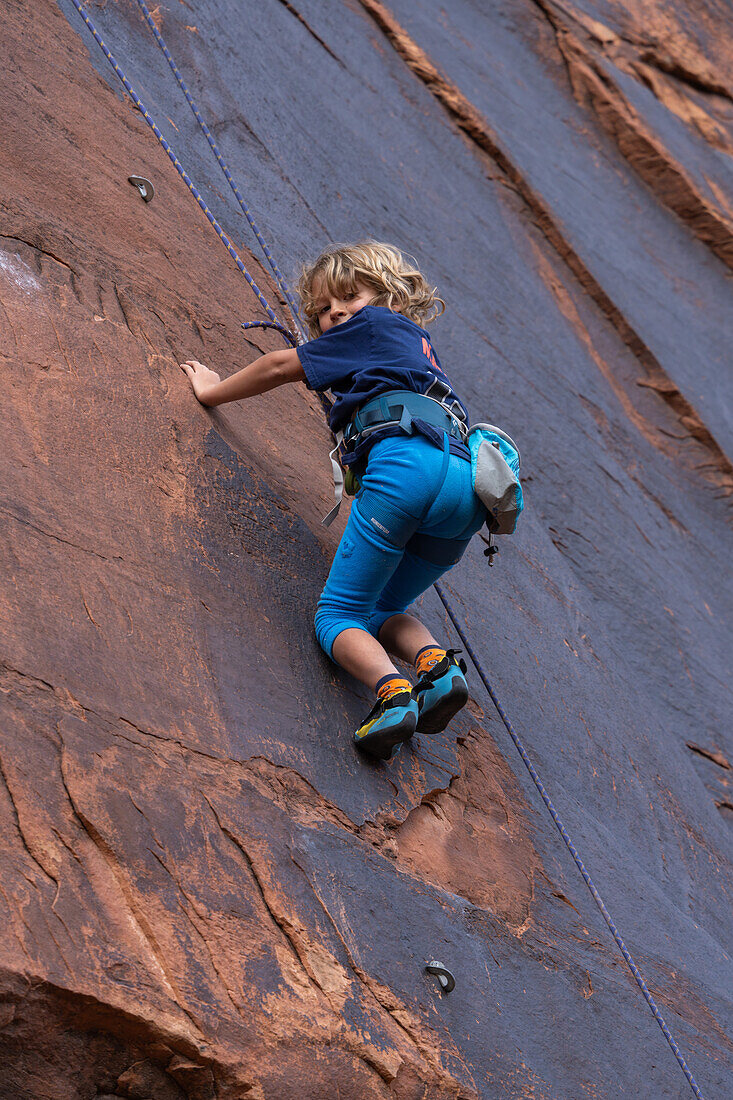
[181,241,486,760]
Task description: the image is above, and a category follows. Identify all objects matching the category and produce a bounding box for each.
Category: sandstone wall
[1,1,731,1096]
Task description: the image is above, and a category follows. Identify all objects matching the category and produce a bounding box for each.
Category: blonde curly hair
[298,240,445,338]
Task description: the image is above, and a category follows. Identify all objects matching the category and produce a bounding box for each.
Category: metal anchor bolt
[128,175,154,202]
[425,960,455,993]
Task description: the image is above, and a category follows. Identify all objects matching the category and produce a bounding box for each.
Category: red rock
[1,1,731,1097]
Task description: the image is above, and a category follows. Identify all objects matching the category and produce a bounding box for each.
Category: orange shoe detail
[376,675,413,702]
[415,646,447,677]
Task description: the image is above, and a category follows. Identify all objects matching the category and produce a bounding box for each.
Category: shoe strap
[383,689,414,708]
[445,648,468,674]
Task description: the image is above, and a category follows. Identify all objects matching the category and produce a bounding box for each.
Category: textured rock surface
[1,0,731,1096]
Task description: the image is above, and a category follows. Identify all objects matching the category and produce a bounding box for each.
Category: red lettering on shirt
[421,336,440,371]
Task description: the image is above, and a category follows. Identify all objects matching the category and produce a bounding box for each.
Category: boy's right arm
[181,347,306,407]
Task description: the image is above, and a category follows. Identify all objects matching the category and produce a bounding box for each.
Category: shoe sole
[355,714,416,761]
[416,680,469,735]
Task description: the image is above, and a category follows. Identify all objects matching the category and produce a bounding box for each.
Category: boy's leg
[377,612,438,664]
[322,434,456,677]
[315,496,421,758]
[367,544,463,646]
[331,627,400,691]
[315,496,417,685]
[332,611,442,683]
[367,545,473,735]
[314,495,420,708]
[315,437,479,753]
[320,434,450,668]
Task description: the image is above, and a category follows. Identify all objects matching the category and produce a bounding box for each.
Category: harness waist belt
[344,389,468,448]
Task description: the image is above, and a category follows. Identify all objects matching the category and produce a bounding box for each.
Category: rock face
[1,0,731,1096]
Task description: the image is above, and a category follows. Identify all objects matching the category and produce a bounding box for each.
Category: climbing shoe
[353,690,418,761]
[414,650,469,735]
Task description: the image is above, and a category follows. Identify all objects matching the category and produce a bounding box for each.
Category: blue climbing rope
[65,0,296,345]
[130,0,307,342]
[435,582,705,1099]
[241,320,299,348]
[64,3,706,1096]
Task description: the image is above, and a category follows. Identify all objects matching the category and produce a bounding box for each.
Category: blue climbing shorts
[315,433,487,658]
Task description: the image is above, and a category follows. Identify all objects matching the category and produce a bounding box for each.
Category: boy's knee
[314,604,371,660]
[314,606,336,659]
[367,607,401,639]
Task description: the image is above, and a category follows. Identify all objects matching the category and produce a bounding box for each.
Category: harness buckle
[398,406,414,435]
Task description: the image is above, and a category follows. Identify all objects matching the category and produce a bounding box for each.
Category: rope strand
[435,582,705,1099]
[66,0,286,331]
[131,0,307,342]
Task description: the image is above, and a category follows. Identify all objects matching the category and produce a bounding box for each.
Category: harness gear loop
[322,430,346,528]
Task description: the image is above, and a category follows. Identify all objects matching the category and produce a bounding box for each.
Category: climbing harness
[329,386,468,522]
[322,388,468,529]
[342,391,524,547]
[64,3,707,1096]
[342,388,468,450]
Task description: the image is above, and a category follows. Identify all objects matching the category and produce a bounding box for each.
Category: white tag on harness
[322,432,344,527]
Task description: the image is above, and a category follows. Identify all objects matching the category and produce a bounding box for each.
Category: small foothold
[128,175,154,202]
[425,960,455,993]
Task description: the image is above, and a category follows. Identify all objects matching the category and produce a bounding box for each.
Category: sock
[375,674,413,702]
[414,645,447,677]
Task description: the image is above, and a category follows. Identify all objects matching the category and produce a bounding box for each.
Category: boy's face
[313,280,375,333]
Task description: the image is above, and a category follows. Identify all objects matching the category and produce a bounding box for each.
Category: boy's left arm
[181,347,305,407]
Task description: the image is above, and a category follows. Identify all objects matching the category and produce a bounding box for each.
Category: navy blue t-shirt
[296,305,469,466]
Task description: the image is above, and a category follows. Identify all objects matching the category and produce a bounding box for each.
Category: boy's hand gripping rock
[180,359,221,405]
